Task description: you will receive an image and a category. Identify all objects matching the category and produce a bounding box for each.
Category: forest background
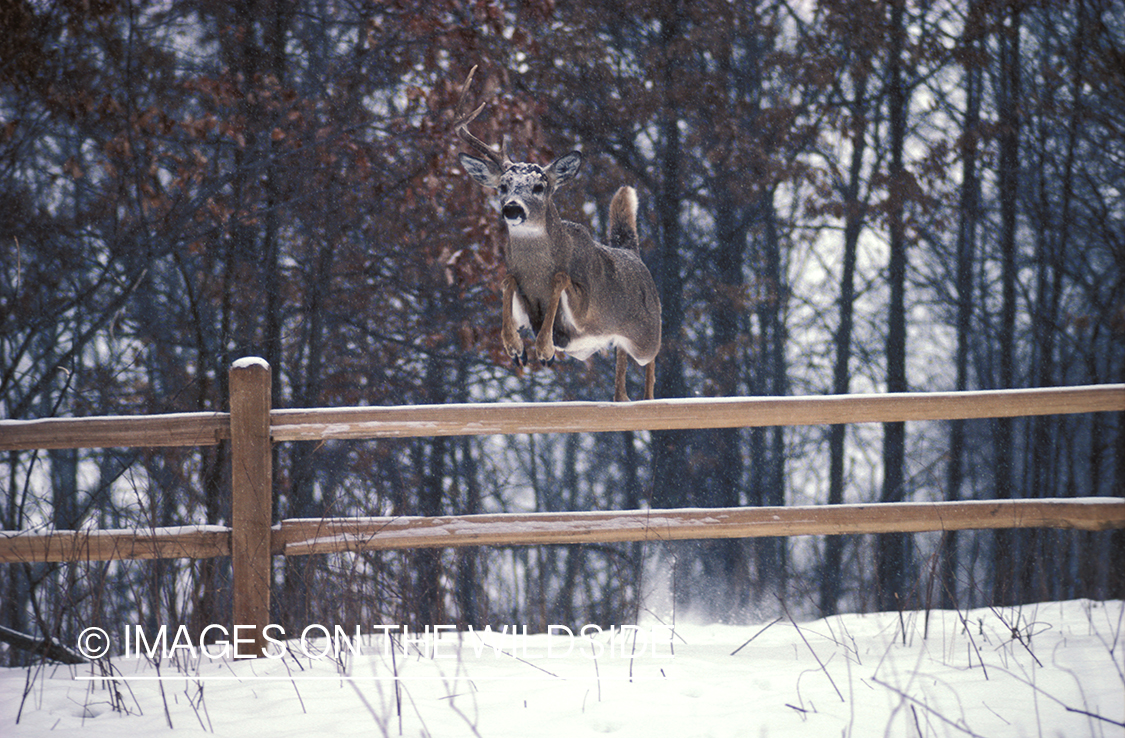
[1,0,1122,665]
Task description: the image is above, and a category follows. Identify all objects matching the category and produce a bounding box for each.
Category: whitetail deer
[454,67,661,401]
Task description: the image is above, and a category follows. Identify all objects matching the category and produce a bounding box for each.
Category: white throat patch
[505,221,546,237]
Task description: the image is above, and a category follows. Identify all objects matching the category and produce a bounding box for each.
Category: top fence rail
[1,384,1122,451]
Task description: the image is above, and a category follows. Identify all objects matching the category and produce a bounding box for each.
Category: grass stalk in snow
[730,616,782,656]
[182,679,212,733]
[782,600,844,702]
[872,676,989,738]
[390,632,402,735]
[150,658,173,729]
[990,661,1125,732]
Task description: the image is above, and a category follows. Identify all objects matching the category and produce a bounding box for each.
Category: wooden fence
[1,358,1123,656]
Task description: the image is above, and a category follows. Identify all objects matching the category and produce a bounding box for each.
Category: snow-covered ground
[3,599,1122,737]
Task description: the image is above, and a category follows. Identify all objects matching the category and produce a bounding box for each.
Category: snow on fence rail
[1,358,1122,656]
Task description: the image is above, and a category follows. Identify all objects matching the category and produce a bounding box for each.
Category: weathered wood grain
[275,498,1125,556]
[0,526,230,563]
[0,412,229,450]
[270,385,1125,442]
[3,385,1119,450]
[5,499,1119,563]
[229,360,272,658]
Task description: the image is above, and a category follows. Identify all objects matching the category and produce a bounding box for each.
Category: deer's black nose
[502,202,526,223]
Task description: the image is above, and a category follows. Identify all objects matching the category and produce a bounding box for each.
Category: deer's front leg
[536,272,572,366]
[501,275,527,366]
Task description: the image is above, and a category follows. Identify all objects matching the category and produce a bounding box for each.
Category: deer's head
[459,154,582,234]
[454,66,582,234]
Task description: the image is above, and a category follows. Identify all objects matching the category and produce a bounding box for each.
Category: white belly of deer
[557,291,632,361]
[564,334,628,361]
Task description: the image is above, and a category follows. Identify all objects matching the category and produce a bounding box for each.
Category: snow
[3,599,1122,737]
[0,525,230,539]
[231,357,269,371]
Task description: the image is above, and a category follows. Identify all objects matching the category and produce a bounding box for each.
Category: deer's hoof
[511,350,527,367]
[535,344,556,366]
[536,346,556,366]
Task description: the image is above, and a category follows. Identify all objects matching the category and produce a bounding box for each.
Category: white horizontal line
[72,674,670,682]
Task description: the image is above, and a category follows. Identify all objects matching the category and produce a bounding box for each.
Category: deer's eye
[532,183,545,195]
[498,184,508,195]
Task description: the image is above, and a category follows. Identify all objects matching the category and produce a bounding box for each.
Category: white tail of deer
[455,67,662,401]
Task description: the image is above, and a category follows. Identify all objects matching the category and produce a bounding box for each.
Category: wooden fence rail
[2,383,1121,450]
[2,499,1123,564]
[1,359,1122,656]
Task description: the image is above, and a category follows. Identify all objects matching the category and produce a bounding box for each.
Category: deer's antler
[454,65,511,170]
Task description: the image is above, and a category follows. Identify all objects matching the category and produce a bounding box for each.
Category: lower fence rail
[2,498,1122,564]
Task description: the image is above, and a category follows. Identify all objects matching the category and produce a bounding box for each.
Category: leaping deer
[454,67,661,401]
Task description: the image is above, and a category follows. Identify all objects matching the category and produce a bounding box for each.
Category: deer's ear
[548,151,583,187]
[460,153,502,188]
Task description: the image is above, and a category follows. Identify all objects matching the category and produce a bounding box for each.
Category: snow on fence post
[229,357,272,658]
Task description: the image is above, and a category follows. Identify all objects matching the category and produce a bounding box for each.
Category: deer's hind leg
[614,348,630,402]
[615,352,655,401]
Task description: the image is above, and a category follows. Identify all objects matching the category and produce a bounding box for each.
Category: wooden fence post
[229,357,272,658]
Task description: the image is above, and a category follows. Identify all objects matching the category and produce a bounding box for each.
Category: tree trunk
[455,356,481,627]
[650,0,691,511]
[877,0,911,613]
[992,4,1022,607]
[282,238,335,628]
[757,204,788,598]
[821,64,870,617]
[943,3,983,609]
